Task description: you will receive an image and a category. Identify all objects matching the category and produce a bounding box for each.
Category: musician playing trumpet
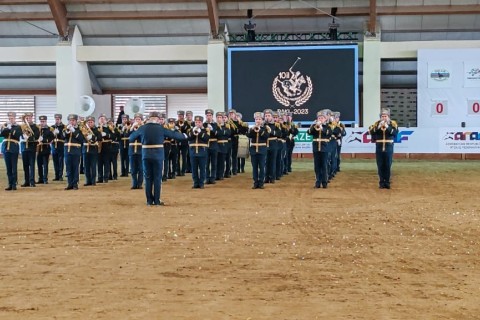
[1,111,22,190]
[118,114,130,177]
[64,114,85,190]
[128,113,144,189]
[51,114,66,181]
[20,112,40,187]
[97,114,113,183]
[36,115,54,184]
[307,110,333,189]
[187,115,210,189]
[82,116,102,186]
[247,112,270,189]
[368,108,398,189]
[203,108,218,185]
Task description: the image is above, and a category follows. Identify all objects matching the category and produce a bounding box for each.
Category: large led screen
[227,45,359,124]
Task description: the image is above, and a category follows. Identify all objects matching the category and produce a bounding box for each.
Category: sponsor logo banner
[293,127,480,154]
[464,62,480,88]
[428,62,453,88]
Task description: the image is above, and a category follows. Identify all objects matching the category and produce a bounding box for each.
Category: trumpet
[193,126,202,136]
[0,122,8,131]
[252,125,261,133]
[130,121,142,131]
[314,121,323,131]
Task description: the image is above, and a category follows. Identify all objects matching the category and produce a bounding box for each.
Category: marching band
[2,107,388,199]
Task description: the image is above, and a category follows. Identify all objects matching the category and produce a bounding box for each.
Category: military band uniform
[1,114,22,190]
[203,119,218,184]
[188,117,210,189]
[97,122,113,183]
[308,114,332,188]
[185,114,194,173]
[119,119,130,177]
[276,120,288,180]
[369,110,398,189]
[285,121,299,173]
[247,124,269,189]
[128,121,144,189]
[82,122,101,186]
[109,125,121,180]
[20,115,40,187]
[215,115,231,180]
[129,112,186,206]
[64,115,85,190]
[328,122,341,180]
[264,121,281,184]
[336,120,346,172]
[51,115,65,181]
[36,117,54,184]
[175,112,191,176]
[162,125,172,182]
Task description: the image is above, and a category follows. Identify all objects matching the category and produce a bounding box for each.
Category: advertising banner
[293,127,480,154]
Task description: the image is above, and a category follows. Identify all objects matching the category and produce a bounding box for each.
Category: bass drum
[237,135,250,158]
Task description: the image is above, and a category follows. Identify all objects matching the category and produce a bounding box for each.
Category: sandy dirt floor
[0,158,479,319]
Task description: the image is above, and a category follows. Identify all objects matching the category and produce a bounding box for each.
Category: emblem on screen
[272,57,313,107]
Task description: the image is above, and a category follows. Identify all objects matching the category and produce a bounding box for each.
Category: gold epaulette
[391,120,398,128]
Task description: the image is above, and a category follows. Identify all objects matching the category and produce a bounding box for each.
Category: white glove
[38,136,43,142]
[207,124,213,131]
[175,126,180,131]
[53,128,59,135]
[101,132,106,137]
[377,121,384,129]
[183,133,188,139]
[23,133,29,140]
[7,124,12,130]
[87,134,93,140]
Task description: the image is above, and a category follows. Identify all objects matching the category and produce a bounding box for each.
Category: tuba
[78,95,95,117]
[125,98,145,118]
[21,115,34,136]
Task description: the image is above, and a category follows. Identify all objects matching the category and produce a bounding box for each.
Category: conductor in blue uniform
[129,111,186,206]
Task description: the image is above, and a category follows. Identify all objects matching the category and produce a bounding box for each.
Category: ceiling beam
[2,5,480,22]
[0,89,56,94]
[87,62,103,94]
[102,88,207,94]
[62,0,204,3]
[0,0,45,4]
[205,0,219,39]
[66,10,207,20]
[47,0,69,38]
[96,73,207,78]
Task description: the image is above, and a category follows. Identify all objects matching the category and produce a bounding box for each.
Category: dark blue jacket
[1,124,22,154]
[129,122,185,160]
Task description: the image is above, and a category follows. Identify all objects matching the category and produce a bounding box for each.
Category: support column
[56,25,92,118]
[207,40,226,112]
[362,36,381,127]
